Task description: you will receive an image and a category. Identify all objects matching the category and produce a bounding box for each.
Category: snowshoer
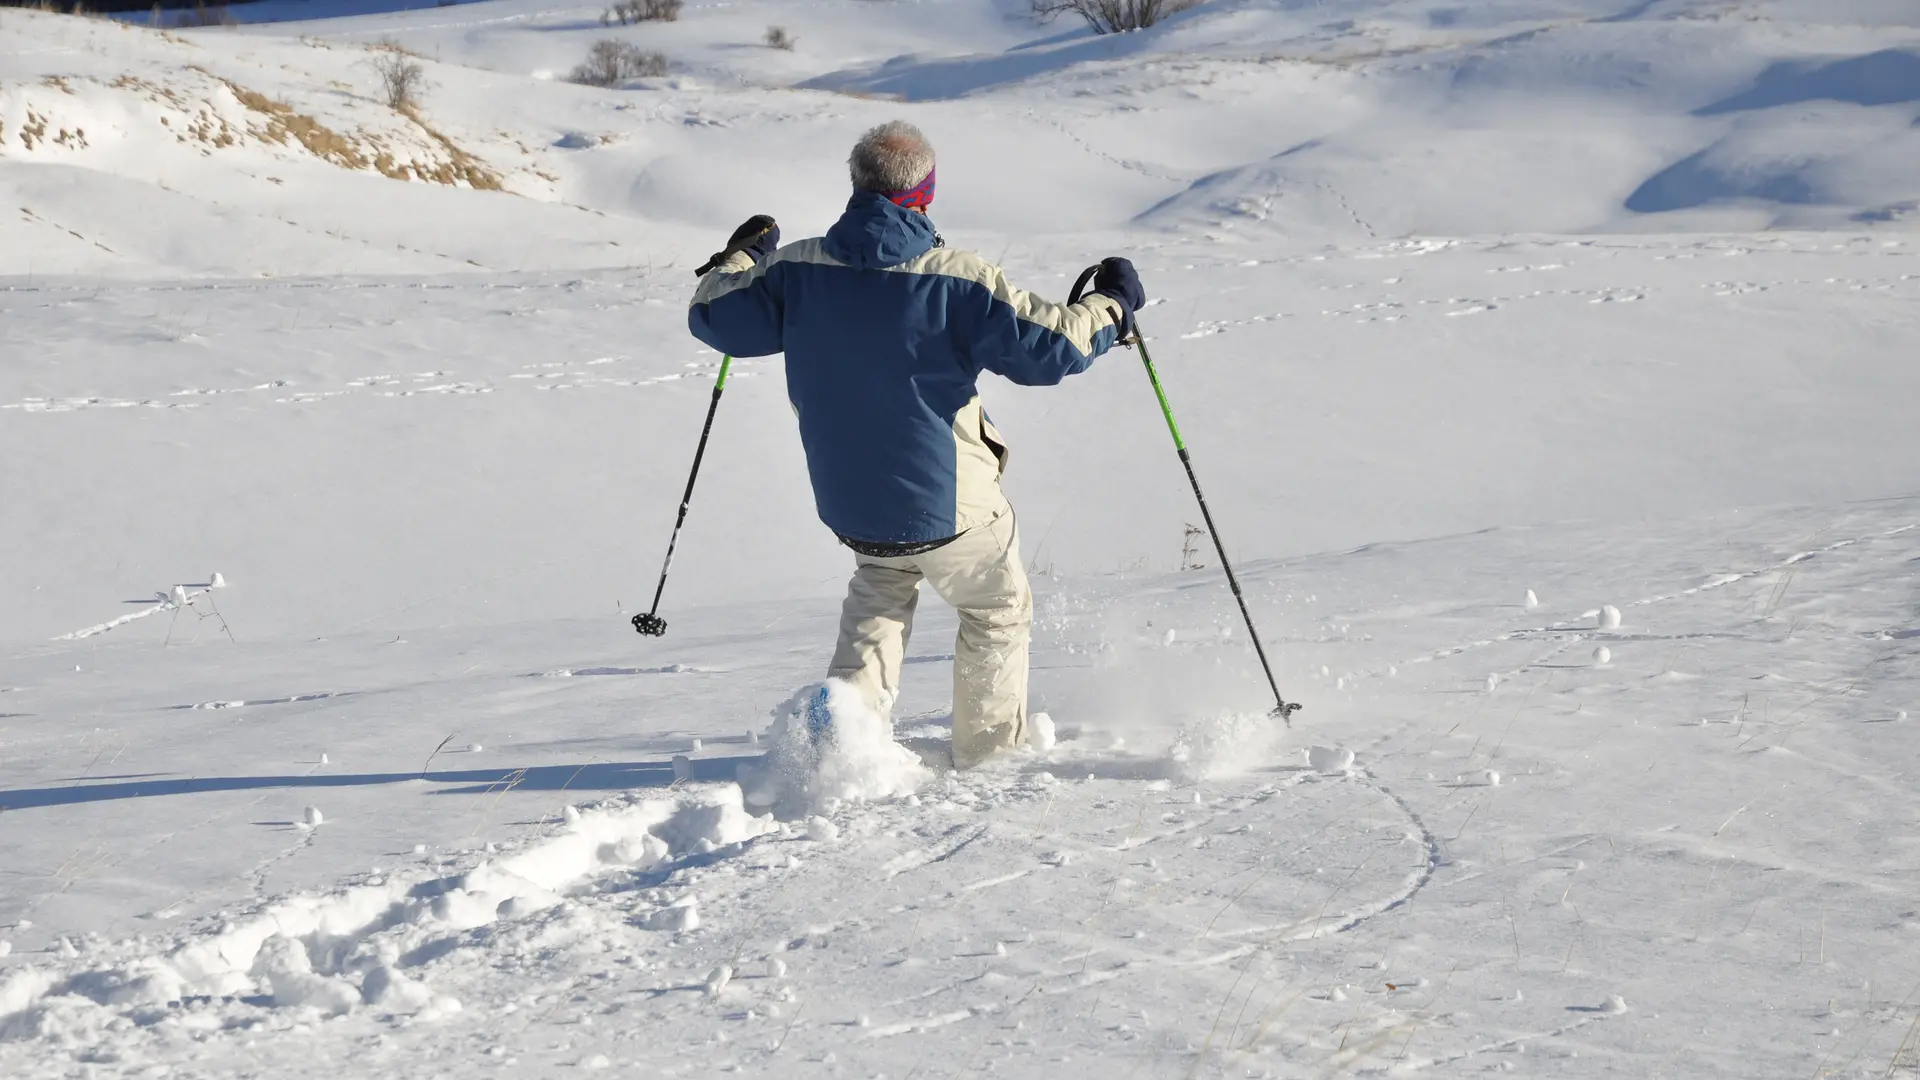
[687,120,1146,768]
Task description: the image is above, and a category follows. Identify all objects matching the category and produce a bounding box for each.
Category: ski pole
[633,218,778,637]
[632,354,732,637]
[1070,266,1302,723]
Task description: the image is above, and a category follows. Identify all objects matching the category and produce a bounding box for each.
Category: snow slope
[4,0,1920,1076]
[8,0,1920,279]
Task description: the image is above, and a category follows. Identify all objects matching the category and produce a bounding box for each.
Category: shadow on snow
[1625,50,1920,214]
[0,756,760,811]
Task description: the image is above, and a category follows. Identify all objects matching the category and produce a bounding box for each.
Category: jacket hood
[822,190,938,270]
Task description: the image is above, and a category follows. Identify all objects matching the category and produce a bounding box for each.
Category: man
[688,120,1146,769]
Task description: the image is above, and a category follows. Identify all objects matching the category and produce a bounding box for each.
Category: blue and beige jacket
[689,191,1126,545]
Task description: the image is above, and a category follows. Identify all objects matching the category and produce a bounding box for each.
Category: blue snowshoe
[805,685,833,740]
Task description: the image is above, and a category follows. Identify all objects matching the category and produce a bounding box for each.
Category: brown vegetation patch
[111,74,186,106]
[182,106,236,148]
[4,71,504,192]
[17,110,49,150]
[220,76,498,188]
[396,103,502,190]
[218,78,370,170]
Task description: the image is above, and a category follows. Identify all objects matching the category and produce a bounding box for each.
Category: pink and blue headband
[885,166,936,210]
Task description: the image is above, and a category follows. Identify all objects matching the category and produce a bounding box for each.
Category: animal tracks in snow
[2,358,732,415]
[1174,238,1917,340]
[1182,283,1654,337]
[168,691,355,712]
[1386,520,1919,678]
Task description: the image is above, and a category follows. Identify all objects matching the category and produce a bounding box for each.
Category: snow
[1167,710,1286,782]
[1028,710,1057,753]
[5,0,1920,1076]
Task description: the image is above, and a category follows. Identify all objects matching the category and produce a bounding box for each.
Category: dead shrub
[763,25,794,50]
[1031,0,1201,33]
[602,0,679,25]
[569,40,668,87]
[369,45,426,110]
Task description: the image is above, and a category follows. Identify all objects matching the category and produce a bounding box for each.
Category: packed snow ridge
[0,787,775,1037]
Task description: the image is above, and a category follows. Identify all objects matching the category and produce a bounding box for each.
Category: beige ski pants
[828,510,1032,769]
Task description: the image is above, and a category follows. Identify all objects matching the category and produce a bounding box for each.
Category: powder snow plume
[740,679,931,816]
[1166,710,1289,782]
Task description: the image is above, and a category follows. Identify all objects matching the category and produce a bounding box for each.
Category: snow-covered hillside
[7,0,1920,279]
[4,0,1919,1077]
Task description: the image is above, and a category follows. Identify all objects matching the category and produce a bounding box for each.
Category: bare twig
[770,1001,805,1057]
[420,733,456,778]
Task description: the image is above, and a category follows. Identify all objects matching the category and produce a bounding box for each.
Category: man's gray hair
[849,120,934,192]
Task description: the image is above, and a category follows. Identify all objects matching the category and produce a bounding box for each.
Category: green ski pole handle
[633,353,732,637]
[1069,266,1301,723]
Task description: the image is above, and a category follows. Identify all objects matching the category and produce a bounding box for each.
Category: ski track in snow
[1351,1014,1606,1075]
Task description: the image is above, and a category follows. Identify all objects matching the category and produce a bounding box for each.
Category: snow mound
[1029,711,1058,753]
[1166,710,1287,782]
[1308,745,1357,775]
[740,679,931,816]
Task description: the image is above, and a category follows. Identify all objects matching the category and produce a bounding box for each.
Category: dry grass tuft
[368,36,424,58]
[222,79,371,169]
[763,25,794,50]
[395,104,503,190]
[170,2,234,27]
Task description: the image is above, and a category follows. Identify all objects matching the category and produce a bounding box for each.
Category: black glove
[728,215,780,261]
[696,215,780,276]
[1089,256,1146,339]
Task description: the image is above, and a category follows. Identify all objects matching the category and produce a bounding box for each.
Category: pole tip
[1271,701,1302,726]
[632,613,668,637]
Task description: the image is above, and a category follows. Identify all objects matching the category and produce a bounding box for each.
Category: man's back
[690,190,1126,545]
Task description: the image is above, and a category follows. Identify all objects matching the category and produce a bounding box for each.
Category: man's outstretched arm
[961,257,1142,387]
